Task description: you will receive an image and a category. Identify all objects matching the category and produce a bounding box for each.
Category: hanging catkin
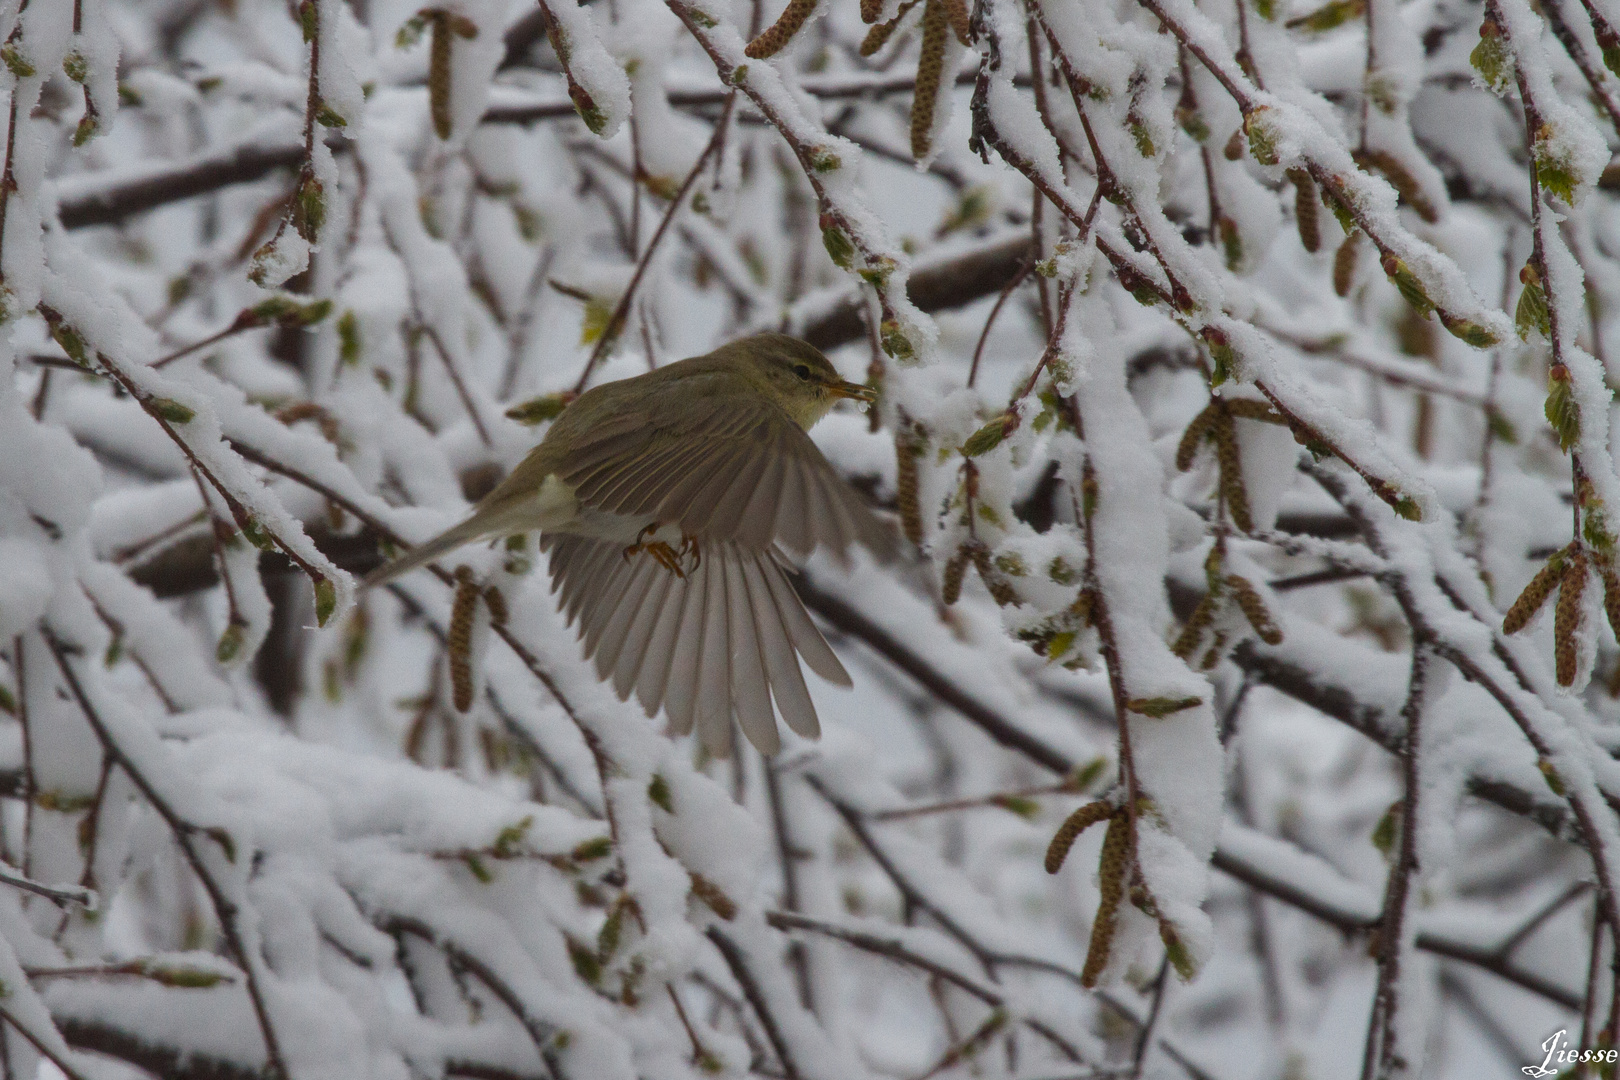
[910,0,949,160]
[744,0,819,59]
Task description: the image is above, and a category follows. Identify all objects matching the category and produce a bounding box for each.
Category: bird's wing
[544,535,851,757]
[554,392,894,558]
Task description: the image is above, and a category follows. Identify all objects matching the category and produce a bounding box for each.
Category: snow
[0,0,1610,1073]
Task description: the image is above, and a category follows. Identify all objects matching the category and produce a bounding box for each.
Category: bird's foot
[625,525,695,578]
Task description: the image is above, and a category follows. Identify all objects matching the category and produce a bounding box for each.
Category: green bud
[313,577,337,627]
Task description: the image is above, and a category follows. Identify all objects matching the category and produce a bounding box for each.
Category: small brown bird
[365,333,894,756]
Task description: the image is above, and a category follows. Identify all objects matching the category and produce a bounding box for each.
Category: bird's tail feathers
[362,517,494,589]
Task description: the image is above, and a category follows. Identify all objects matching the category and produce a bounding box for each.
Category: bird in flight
[365,333,896,756]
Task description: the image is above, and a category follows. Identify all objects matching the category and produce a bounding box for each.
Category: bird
[364,333,896,756]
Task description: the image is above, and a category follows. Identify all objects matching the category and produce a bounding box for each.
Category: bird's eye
[792,364,813,381]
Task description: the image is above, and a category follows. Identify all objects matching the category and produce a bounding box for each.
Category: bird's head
[721,333,876,429]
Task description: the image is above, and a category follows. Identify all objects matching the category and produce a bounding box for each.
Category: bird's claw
[625,526,700,578]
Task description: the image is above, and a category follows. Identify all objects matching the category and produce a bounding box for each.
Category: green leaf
[250,296,303,323]
[1439,312,1499,349]
[1,44,35,78]
[962,414,1013,457]
[240,518,275,552]
[1486,407,1518,444]
[572,836,614,862]
[205,826,236,863]
[821,224,855,269]
[313,577,337,627]
[1469,30,1514,95]
[1126,695,1203,718]
[50,322,89,367]
[1516,280,1551,341]
[337,310,362,365]
[1382,257,1434,318]
[62,52,87,84]
[292,175,326,241]
[568,936,602,984]
[1242,110,1280,166]
[464,853,493,883]
[1545,368,1580,452]
[598,903,624,959]
[580,296,616,345]
[0,684,15,716]
[993,795,1041,819]
[879,321,914,361]
[1535,139,1581,204]
[139,963,228,988]
[1284,0,1365,32]
[148,398,196,424]
[808,146,841,173]
[216,622,245,665]
[1128,118,1155,158]
[1371,801,1401,856]
[494,815,534,858]
[647,773,674,813]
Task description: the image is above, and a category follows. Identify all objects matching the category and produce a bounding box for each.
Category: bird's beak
[829,379,877,403]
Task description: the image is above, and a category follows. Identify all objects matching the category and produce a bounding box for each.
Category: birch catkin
[860,0,922,55]
[1503,550,1566,635]
[1212,414,1253,532]
[1603,566,1620,643]
[910,0,949,159]
[1227,575,1283,645]
[1554,549,1587,687]
[1045,800,1113,873]
[1172,593,1217,660]
[896,432,924,545]
[428,10,454,141]
[1081,813,1131,987]
[941,547,969,605]
[942,0,971,45]
[1175,402,1220,471]
[1333,231,1360,297]
[449,566,479,712]
[744,0,819,59]
[1289,168,1320,253]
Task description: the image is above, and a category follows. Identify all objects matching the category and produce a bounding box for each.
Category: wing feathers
[740,554,819,739]
[555,394,889,558]
[547,537,844,755]
[725,550,780,756]
[695,555,732,756]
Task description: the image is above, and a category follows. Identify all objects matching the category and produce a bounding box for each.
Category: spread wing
[544,534,851,757]
[552,393,894,559]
